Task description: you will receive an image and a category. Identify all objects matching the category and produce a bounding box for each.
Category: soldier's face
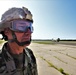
[15,29,31,43]
[4,28,32,46]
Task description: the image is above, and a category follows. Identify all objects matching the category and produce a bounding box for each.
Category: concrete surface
[28,43,76,75]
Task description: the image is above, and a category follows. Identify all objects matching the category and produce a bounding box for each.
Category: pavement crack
[40,56,69,75]
[54,56,67,64]
[54,50,76,60]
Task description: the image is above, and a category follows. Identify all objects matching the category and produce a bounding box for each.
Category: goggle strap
[2,22,11,28]
[11,30,17,39]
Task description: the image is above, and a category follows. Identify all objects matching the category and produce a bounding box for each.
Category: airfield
[0,40,76,75]
[29,42,76,75]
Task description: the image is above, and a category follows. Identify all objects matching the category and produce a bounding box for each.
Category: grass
[66,54,76,60]
[54,50,76,60]
[0,40,5,44]
[32,40,56,44]
[54,56,67,64]
[32,40,76,45]
[40,56,69,75]
[59,41,76,43]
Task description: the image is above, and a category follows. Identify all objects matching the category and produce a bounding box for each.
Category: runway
[29,43,76,75]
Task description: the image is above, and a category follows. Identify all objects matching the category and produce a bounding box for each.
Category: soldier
[0,7,38,75]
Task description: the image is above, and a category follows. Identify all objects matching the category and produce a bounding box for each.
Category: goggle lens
[10,20,33,32]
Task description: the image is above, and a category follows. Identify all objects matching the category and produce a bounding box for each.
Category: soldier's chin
[23,43,30,47]
[23,42,30,48]
[23,40,31,47]
[21,38,31,47]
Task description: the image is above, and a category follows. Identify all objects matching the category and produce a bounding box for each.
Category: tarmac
[28,43,76,75]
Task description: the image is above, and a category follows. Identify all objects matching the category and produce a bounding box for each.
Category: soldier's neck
[8,42,26,54]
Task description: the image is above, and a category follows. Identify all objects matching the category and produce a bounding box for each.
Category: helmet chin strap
[8,31,31,46]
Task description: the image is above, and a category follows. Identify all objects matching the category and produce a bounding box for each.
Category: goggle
[9,20,33,33]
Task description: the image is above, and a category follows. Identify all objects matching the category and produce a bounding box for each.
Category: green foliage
[57,38,60,42]
[59,68,69,75]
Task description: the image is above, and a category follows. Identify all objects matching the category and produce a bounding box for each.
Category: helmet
[0,7,33,32]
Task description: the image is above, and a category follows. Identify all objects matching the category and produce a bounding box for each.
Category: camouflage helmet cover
[0,7,33,32]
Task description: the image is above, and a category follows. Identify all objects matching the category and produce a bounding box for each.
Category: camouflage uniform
[0,42,38,75]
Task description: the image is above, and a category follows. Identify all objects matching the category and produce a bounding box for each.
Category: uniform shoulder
[0,51,5,66]
[25,48,38,75]
[26,48,33,54]
[0,50,4,60]
[0,50,2,58]
[25,47,36,64]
